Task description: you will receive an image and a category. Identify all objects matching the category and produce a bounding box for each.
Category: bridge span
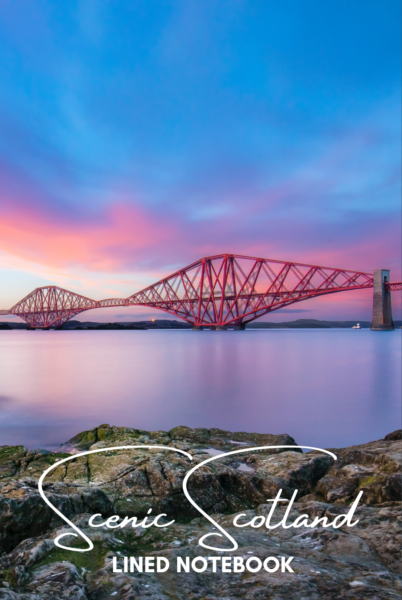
[0,254,400,330]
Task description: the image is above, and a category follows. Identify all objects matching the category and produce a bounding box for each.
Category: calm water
[0,329,400,451]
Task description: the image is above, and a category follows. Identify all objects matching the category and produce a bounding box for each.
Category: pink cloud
[1,193,400,280]
[0,170,400,320]
[0,200,183,271]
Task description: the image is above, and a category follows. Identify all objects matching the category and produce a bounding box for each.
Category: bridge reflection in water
[0,254,400,330]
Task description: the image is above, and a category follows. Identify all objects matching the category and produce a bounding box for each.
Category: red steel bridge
[0,254,401,329]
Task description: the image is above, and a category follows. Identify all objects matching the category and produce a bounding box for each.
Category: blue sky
[0,0,400,321]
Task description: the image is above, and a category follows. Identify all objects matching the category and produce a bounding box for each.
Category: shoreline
[2,318,402,330]
[0,425,401,598]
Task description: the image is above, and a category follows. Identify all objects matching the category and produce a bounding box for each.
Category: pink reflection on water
[0,329,400,450]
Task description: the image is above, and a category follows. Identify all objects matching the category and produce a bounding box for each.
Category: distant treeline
[1,318,401,330]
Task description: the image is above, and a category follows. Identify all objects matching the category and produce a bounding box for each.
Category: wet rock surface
[0,426,400,598]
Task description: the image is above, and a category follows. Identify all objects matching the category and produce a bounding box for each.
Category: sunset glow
[0,1,400,321]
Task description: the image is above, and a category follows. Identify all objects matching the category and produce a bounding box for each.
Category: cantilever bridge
[0,254,401,330]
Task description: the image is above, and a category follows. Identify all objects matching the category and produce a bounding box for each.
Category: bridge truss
[1,254,391,328]
[127,254,376,327]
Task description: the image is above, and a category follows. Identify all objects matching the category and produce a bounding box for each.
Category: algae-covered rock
[66,424,115,450]
[168,426,210,443]
[1,499,400,599]
[54,425,306,521]
[0,428,400,599]
[0,425,305,559]
[65,424,301,453]
[0,447,27,480]
[316,437,401,505]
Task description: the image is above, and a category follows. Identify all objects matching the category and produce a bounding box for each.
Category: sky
[0,0,401,322]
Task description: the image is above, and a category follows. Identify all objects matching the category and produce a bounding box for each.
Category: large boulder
[26,562,87,600]
[315,437,401,505]
[0,480,113,553]
[3,425,301,521]
[242,449,334,500]
[0,426,304,553]
[385,429,402,441]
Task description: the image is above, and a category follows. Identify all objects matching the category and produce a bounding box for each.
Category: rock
[0,480,113,553]
[0,536,55,570]
[86,447,253,519]
[0,446,72,483]
[2,501,400,599]
[0,427,400,599]
[65,424,301,453]
[7,566,27,588]
[294,500,402,574]
[65,424,116,450]
[168,426,210,443]
[0,425,305,557]
[27,562,87,599]
[0,481,55,553]
[55,426,303,520]
[0,447,27,480]
[316,438,401,505]
[244,449,334,500]
[385,430,402,441]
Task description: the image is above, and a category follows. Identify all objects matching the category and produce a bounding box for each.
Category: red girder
[385,282,402,291]
[1,254,399,328]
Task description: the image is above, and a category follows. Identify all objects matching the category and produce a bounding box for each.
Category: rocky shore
[0,425,400,599]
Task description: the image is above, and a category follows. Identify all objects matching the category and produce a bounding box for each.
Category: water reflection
[0,329,400,450]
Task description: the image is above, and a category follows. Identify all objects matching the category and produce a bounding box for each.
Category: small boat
[352,323,361,329]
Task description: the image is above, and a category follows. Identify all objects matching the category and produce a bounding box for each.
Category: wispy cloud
[0,1,400,318]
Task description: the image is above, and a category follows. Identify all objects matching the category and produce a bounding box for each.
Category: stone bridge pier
[371,269,394,331]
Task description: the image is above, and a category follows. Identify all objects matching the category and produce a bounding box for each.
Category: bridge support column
[371,269,394,331]
[192,326,204,330]
[215,326,227,330]
[234,324,246,330]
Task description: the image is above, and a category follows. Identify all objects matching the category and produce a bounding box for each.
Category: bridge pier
[192,326,204,330]
[234,324,246,330]
[371,269,394,331]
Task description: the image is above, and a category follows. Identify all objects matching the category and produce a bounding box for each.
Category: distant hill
[1,318,401,330]
[45,318,402,330]
[247,319,374,329]
[63,319,191,329]
[0,322,29,329]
